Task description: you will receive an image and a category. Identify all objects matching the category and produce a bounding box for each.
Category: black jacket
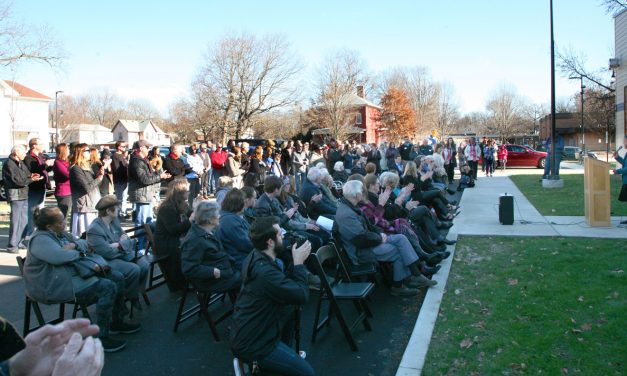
[229,249,309,361]
[253,193,290,227]
[24,152,50,192]
[3,157,31,201]
[154,203,191,259]
[180,223,236,291]
[163,155,190,181]
[399,142,413,161]
[111,152,128,184]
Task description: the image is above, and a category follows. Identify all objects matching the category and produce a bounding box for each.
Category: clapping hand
[292,240,312,265]
[379,186,392,206]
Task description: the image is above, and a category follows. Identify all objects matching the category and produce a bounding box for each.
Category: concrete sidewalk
[396,174,626,376]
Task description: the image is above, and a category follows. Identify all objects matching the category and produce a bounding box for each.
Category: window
[355,112,363,125]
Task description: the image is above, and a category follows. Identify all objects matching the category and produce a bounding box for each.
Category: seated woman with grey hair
[335,180,436,296]
[180,201,241,294]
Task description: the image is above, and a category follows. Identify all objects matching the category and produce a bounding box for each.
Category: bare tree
[600,0,627,14]
[312,48,366,141]
[485,85,531,142]
[0,1,64,68]
[195,33,302,141]
[557,48,614,92]
[433,82,460,140]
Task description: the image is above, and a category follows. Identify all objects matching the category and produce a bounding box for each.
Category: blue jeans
[114,182,128,213]
[8,200,28,250]
[74,271,126,337]
[211,169,224,195]
[26,189,45,236]
[203,170,213,195]
[257,341,314,376]
[134,203,153,250]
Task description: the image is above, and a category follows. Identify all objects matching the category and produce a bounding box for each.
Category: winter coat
[226,153,245,178]
[86,217,135,262]
[53,159,71,197]
[153,202,191,259]
[70,165,101,213]
[180,223,236,291]
[127,153,161,204]
[24,152,50,192]
[298,178,337,219]
[229,249,309,361]
[253,193,290,227]
[216,211,254,269]
[335,198,380,265]
[211,149,228,171]
[111,152,129,184]
[23,230,98,304]
[3,157,31,202]
[163,153,190,181]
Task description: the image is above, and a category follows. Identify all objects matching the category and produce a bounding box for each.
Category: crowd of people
[3,135,469,375]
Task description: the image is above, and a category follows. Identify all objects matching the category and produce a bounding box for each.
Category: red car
[503,144,547,168]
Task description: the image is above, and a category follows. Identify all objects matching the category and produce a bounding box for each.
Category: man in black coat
[3,145,37,253]
[111,141,129,215]
[229,216,314,376]
[23,138,53,235]
[163,144,191,182]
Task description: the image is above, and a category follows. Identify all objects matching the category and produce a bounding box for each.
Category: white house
[614,9,627,151]
[61,124,113,145]
[111,119,171,147]
[0,80,52,155]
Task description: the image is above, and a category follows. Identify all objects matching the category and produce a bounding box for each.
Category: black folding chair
[16,256,91,336]
[308,245,375,351]
[330,231,377,282]
[141,223,166,291]
[173,280,236,342]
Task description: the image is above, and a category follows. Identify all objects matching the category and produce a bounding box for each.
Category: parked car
[503,144,547,168]
[563,146,598,161]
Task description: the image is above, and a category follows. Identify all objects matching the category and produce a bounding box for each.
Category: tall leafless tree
[485,85,531,142]
[0,1,64,68]
[312,48,366,141]
[600,0,627,14]
[433,82,460,140]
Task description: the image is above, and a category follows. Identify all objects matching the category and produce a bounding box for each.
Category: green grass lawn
[510,174,627,216]
[424,236,626,376]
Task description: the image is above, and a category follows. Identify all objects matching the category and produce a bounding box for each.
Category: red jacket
[210,149,228,170]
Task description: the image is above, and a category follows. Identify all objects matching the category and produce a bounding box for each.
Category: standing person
[69,144,103,238]
[127,140,170,248]
[24,137,54,235]
[442,138,457,183]
[483,140,496,177]
[464,138,481,180]
[280,140,294,176]
[479,137,487,173]
[269,152,285,178]
[247,146,268,187]
[210,143,228,193]
[199,142,212,198]
[292,142,308,192]
[613,135,627,224]
[366,143,381,174]
[497,144,508,171]
[457,141,467,167]
[111,141,129,217]
[226,146,246,189]
[185,145,204,207]
[91,148,113,197]
[542,134,565,180]
[4,145,37,253]
[229,216,314,376]
[418,139,433,156]
[163,144,190,182]
[53,143,72,219]
[148,146,163,204]
[399,137,413,162]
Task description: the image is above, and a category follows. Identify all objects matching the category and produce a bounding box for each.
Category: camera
[285,233,307,249]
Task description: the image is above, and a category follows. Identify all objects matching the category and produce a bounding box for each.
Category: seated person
[254,175,298,230]
[181,201,241,294]
[401,163,457,221]
[332,161,349,183]
[241,186,258,225]
[23,207,139,353]
[299,167,337,219]
[87,195,150,309]
[217,188,255,269]
[229,216,314,376]
[277,176,329,251]
[215,176,234,206]
[335,181,436,296]
[154,179,192,292]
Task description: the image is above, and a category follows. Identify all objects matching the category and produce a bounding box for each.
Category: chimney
[357,85,364,98]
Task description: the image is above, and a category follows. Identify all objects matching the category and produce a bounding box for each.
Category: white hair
[342,180,363,200]
[315,162,326,169]
[333,161,345,172]
[11,144,25,155]
[307,167,323,182]
[379,171,400,188]
[194,201,221,226]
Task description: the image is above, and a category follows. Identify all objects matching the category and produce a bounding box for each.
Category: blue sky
[6,0,616,115]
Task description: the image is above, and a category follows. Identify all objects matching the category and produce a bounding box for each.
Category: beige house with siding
[111,119,171,147]
[614,9,627,152]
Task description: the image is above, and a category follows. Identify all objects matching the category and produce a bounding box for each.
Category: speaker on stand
[499,194,514,225]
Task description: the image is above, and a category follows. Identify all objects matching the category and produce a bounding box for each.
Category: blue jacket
[216,211,254,269]
[298,178,337,219]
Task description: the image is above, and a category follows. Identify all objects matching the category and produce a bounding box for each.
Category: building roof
[2,80,52,100]
[115,119,168,134]
[344,93,382,110]
[63,124,111,132]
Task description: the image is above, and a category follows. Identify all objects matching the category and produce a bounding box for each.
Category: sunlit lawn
[424,236,626,375]
[510,174,627,216]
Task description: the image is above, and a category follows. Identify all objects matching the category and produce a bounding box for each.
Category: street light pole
[549,0,557,178]
[55,90,63,148]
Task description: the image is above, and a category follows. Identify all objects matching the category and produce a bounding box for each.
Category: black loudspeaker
[499,194,514,225]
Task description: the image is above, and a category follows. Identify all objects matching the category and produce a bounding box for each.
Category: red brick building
[349,85,382,144]
[539,112,609,151]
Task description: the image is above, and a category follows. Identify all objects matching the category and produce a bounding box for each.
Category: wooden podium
[584,157,612,227]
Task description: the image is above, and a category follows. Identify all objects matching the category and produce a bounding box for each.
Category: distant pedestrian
[24,137,54,235]
[111,141,129,216]
[53,143,72,219]
[3,145,36,253]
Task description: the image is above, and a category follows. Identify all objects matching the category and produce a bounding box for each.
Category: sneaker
[4,248,19,254]
[110,321,141,334]
[406,275,437,289]
[390,285,420,297]
[100,336,127,352]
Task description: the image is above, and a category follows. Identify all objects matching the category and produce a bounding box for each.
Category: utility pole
[55,90,63,147]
